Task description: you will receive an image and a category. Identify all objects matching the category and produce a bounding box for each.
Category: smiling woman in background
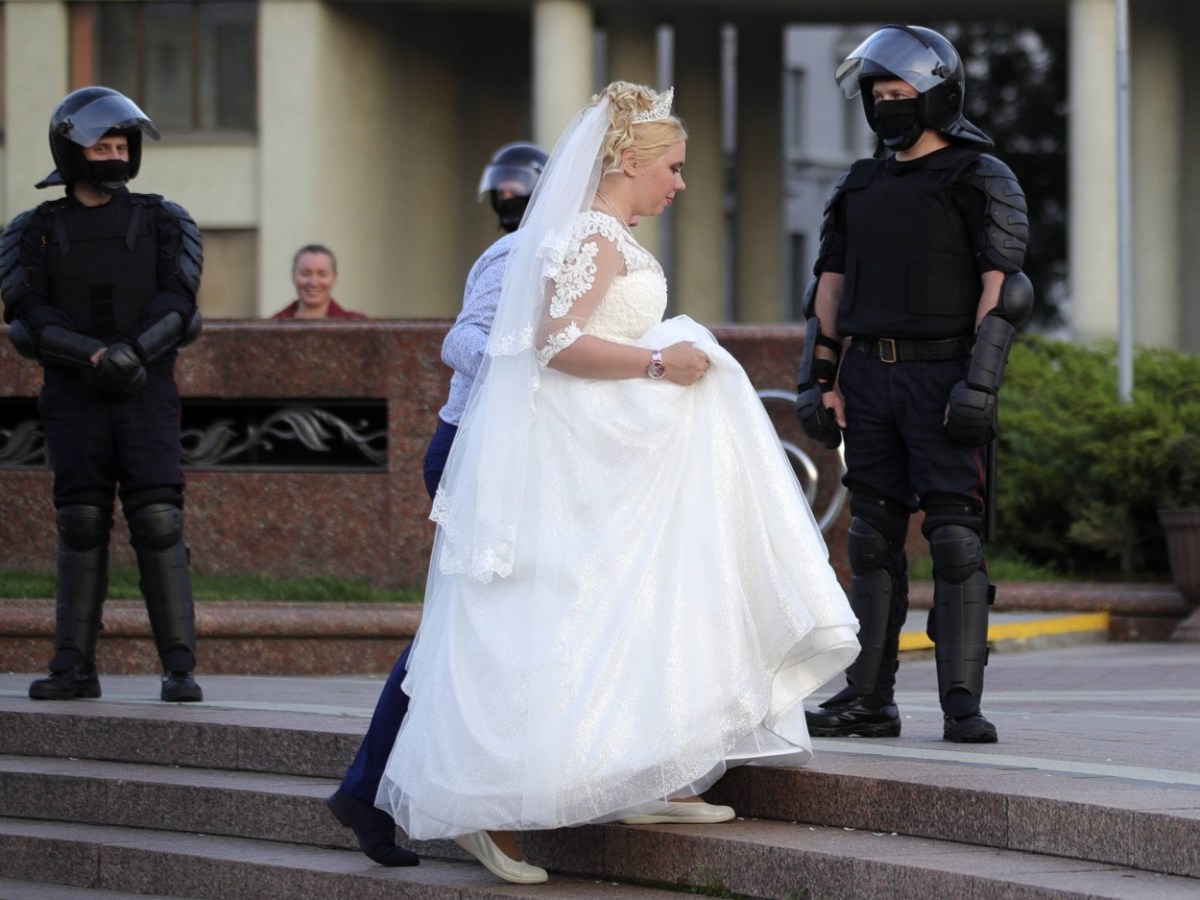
[271,244,367,320]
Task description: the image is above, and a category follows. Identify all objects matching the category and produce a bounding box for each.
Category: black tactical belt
[855,335,973,363]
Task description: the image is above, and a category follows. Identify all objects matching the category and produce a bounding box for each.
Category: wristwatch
[647,349,666,380]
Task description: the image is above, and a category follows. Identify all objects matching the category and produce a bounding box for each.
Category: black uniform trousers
[839,342,986,625]
[40,362,184,511]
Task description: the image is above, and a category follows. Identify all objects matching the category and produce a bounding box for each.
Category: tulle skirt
[377,316,859,839]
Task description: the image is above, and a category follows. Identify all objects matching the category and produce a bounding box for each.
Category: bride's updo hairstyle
[594,81,687,176]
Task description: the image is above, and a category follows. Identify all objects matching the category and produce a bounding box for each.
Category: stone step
[0,880,203,900]
[3,641,1199,899]
[1,813,1198,900]
[2,702,1199,885]
[0,818,666,900]
[9,700,1200,883]
[0,754,354,851]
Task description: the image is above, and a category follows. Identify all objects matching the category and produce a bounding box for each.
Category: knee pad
[848,495,908,574]
[127,503,184,552]
[928,525,983,585]
[847,516,890,576]
[56,506,112,553]
[921,493,983,536]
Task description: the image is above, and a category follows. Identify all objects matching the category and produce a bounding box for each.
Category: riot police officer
[796,26,1032,743]
[1,87,204,703]
[324,141,547,866]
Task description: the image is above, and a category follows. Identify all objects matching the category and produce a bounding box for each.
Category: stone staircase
[1,682,1198,900]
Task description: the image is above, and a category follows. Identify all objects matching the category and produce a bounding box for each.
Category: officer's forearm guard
[795,310,843,450]
[36,325,106,369]
[134,309,202,362]
[945,272,1034,447]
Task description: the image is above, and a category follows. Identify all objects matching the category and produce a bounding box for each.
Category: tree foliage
[996,336,1200,577]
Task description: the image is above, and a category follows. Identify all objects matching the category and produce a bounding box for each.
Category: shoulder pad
[127,191,164,207]
[968,154,1029,270]
[160,200,204,295]
[0,209,36,307]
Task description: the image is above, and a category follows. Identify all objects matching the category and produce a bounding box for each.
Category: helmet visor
[57,93,161,147]
[835,26,953,99]
[477,164,541,199]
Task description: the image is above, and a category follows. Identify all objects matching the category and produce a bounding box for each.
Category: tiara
[633,87,674,124]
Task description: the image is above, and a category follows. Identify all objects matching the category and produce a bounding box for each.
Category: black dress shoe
[29,665,101,700]
[161,671,204,703]
[326,789,419,867]
[806,697,901,738]
[943,712,998,743]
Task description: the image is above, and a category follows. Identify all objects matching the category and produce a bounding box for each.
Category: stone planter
[1159,507,1200,603]
[1158,507,1200,641]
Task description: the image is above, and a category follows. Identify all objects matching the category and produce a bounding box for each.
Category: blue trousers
[339,418,457,804]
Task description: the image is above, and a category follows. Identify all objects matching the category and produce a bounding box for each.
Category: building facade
[0,0,1196,353]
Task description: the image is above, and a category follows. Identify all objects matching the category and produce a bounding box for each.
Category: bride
[376,81,860,885]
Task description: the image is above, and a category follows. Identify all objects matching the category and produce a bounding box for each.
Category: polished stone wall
[0,321,848,590]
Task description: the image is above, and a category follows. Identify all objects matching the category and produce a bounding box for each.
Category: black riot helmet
[37,86,161,190]
[835,25,992,148]
[477,142,548,233]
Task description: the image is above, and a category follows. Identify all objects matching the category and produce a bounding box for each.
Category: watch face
[648,360,666,379]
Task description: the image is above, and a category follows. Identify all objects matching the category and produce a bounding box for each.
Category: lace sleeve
[535,213,626,365]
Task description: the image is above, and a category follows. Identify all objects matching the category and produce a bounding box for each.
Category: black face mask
[873,99,924,151]
[492,194,530,234]
[85,159,131,194]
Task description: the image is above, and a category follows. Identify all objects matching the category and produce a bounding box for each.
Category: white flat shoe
[453,831,548,884]
[619,800,736,825]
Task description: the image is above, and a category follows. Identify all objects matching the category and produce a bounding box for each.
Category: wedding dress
[376,210,859,840]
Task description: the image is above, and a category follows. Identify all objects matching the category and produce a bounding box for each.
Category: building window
[788,232,809,321]
[74,1,256,136]
[783,67,805,160]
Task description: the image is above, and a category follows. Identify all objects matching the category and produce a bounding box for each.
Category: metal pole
[1115,0,1134,402]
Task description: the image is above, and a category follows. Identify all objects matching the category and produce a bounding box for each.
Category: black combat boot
[30,506,110,701]
[29,655,101,700]
[128,503,203,703]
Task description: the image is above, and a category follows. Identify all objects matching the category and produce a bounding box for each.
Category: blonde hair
[593,81,687,176]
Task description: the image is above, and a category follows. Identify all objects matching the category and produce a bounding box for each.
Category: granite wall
[0,321,850,590]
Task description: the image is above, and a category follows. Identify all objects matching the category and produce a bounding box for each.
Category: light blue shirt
[437,231,517,425]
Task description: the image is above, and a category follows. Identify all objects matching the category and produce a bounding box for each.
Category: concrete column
[1068,0,1119,343]
[1130,1,1181,348]
[258,0,324,316]
[532,0,594,148]
[1180,1,1200,352]
[673,19,726,324]
[734,22,784,323]
[2,1,69,221]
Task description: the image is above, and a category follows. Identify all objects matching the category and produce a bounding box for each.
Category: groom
[324,140,547,866]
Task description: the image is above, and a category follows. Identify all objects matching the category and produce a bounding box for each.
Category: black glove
[84,343,147,396]
[945,381,996,447]
[796,383,842,450]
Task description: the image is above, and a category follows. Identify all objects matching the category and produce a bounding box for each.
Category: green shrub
[995,335,1200,577]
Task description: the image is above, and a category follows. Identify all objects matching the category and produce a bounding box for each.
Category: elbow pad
[7,320,38,360]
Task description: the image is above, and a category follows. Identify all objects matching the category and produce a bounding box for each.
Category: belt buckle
[878,337,898,364]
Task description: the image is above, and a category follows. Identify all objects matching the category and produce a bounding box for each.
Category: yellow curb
[898,612,1111,653]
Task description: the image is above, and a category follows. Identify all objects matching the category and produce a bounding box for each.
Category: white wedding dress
[377,211,859,840]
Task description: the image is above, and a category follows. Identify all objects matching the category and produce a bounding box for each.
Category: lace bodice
[536,210,667,364]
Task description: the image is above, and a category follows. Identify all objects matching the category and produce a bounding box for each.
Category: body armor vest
[836,147,981,340]
[39,190,160,340]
